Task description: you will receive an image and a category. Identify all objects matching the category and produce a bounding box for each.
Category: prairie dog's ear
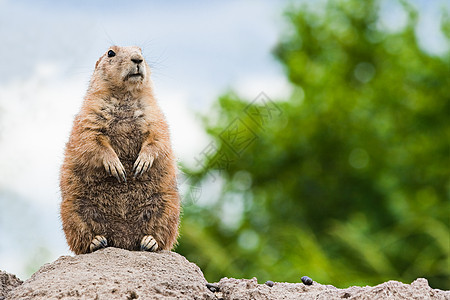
[95,57,102,69]
[95,56,103,69]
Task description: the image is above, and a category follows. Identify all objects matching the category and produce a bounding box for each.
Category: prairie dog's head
[93,46,150,91]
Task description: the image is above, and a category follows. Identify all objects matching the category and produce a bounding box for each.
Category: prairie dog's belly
[77,179,158,224]
[108,123,144,162]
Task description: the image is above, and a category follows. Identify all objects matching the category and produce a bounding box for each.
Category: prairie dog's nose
[131,55,143,64]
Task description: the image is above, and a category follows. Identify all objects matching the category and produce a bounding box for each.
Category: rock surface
[4,247,449,299]
[0,271,22,299]
[217,277,449,300]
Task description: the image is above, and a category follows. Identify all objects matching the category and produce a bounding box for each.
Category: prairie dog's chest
[98,98,148,160]
[102,98,146,135]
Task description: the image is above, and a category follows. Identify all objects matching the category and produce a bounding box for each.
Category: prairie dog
[60,46,180,254]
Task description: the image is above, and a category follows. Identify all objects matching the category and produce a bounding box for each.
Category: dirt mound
[9,248,212,299]
[4,247,449,299]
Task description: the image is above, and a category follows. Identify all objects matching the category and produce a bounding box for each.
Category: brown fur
[60,46,180,254]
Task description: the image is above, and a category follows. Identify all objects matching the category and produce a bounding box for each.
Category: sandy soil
[3,247,449,299]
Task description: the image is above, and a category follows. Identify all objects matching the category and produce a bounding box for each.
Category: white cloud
[232,73,292,102]
[0,63,84,205]
[154,87,211,168]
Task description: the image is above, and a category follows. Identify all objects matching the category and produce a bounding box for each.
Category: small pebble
[265,280,274,287]
[206,283,220,293]
[301,275,313,285]
[342,292,351,298]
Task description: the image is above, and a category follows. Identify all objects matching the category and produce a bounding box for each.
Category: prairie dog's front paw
[103,154,126,182]
[133,151,156,178]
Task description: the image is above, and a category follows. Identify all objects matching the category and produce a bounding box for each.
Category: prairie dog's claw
[103,156,126,182]
[140,235,158,251]
[90,235,108,252]
[133,153,155,178]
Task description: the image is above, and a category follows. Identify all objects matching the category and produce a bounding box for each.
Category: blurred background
[0,0,448,290]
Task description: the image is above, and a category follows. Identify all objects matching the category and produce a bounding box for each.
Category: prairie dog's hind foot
[90,235,108,252]
[140,235,158,251]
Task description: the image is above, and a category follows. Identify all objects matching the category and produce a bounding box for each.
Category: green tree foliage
[176,0,450,289]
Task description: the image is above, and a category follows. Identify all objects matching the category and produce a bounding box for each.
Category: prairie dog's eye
[107,50,116,57]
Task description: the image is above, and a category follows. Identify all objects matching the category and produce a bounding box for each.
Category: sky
[0,0,448,279]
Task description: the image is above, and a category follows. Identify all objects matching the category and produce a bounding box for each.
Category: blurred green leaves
[176,0,450,289]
